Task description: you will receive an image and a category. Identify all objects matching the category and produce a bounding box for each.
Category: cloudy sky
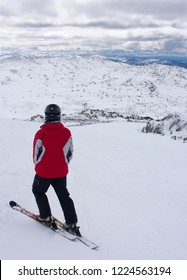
[0,0,187,55]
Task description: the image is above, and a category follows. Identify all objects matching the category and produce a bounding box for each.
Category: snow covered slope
[0,119,187,260]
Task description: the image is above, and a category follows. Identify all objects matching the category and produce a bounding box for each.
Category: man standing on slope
[32,104,81,237]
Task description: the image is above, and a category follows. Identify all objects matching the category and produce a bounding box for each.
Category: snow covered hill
[0,55,187,260]
[0,55,187,121]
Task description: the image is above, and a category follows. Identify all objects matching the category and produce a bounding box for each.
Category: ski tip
[91,245,99,250]
[9,201,17,207]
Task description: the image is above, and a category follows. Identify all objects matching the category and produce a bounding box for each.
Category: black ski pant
[32,174,78,225]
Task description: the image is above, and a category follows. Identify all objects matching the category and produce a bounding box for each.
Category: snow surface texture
[0,55,187,259]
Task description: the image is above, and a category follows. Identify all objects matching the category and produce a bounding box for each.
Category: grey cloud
[163,39,187,52]
[67,0,187,21]
[15,22,55,28]
[64,20,160,29]
[110,0,187,19]
[22,0,57,16]
[1,0,186,21]
[0,0,57,17]
[6,18,159,31]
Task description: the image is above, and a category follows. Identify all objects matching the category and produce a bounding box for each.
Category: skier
[32,104,81,236]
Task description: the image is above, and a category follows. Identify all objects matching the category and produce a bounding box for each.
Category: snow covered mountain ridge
[1,50,187,69]
[0,54,187,140]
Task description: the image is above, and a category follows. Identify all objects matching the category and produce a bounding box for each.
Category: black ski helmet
[44,104,61,123]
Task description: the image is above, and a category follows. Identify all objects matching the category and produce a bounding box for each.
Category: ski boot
[37,215,58,229]
[64,223,82,237]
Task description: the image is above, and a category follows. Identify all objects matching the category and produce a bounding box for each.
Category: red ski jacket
[33,122,73,178]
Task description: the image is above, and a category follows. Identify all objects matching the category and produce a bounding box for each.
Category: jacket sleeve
[63,135,73,164]
[33,131,45,165]
[33,133,38,164]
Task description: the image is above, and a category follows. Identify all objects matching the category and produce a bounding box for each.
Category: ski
[9,201,76,241]
[54,218,99,249]
[9,201,99,249]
